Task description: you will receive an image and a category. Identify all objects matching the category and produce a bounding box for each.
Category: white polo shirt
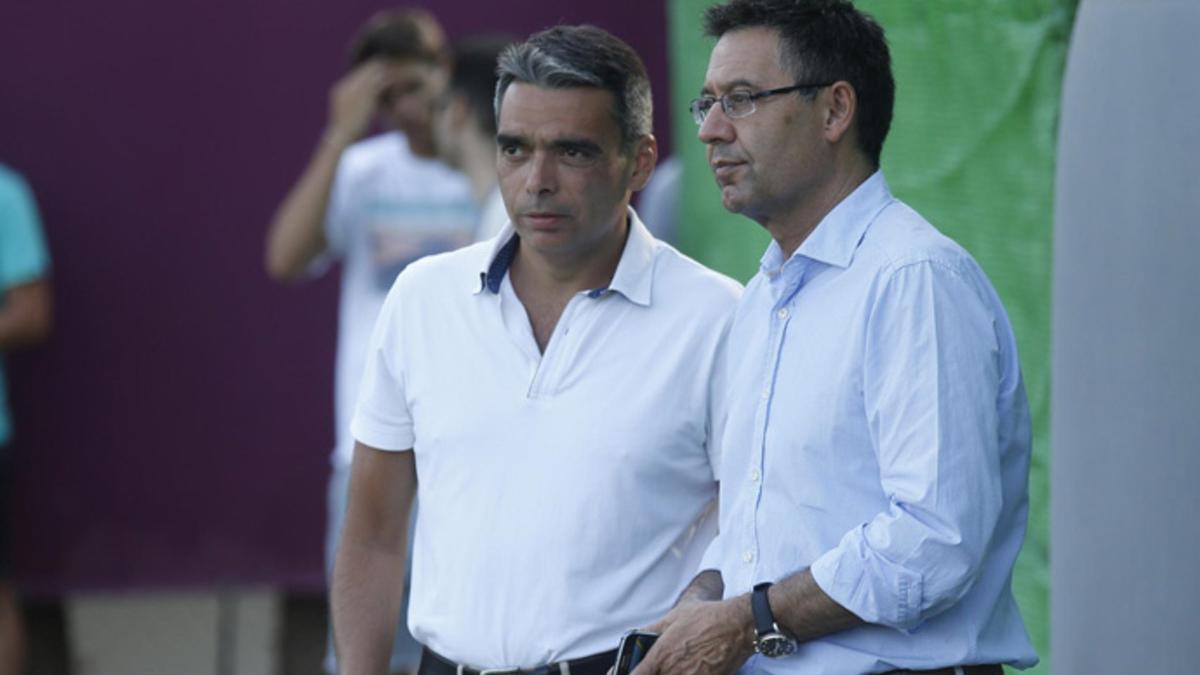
[351,210,741,669]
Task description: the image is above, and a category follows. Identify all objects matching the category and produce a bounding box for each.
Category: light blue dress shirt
[0,164,51,448]
[707,173,1038,673]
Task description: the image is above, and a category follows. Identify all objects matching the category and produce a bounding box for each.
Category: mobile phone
[612,630,659,675]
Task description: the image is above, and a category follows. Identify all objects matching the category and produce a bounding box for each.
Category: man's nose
[698,103,735,145]
[525,151,557,194]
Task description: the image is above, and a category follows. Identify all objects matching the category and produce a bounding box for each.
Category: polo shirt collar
[605,208,655,306]
[760,170,893,274]
[478,227,519,295]
[476,207,656,307]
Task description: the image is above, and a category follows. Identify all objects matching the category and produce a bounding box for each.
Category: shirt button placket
[750,304,791,581]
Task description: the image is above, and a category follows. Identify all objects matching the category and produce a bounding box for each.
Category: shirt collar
[477,229,519,294]
[759,170,894,274]
[476,207,657,307]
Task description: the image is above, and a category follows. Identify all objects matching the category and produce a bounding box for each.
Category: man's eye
[727,92,753,106]
[500,144,523,158]
[560,146,594,160]
[560,146,598,166]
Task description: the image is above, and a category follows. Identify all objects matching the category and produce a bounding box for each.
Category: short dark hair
[449,35,514,138]
[704,0,894,167]
[495,25,652,153]
[348,8,448,67]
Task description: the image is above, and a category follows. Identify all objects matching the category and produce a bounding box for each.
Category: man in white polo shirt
[331,25,742,675]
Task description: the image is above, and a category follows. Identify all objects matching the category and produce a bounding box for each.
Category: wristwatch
[751,582,797,657]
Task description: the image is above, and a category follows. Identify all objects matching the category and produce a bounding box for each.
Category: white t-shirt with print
[324,131,476,468]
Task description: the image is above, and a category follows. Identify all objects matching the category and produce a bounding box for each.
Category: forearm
[676,569,724,606]
[332,444,417,675]
[670,569,859,656]
[0,281,52,351]
[767,568,863,642]
[331,538,409,675]
[264,134,347,282]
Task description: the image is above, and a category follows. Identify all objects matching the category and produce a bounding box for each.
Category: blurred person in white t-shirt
[264,8,476,675]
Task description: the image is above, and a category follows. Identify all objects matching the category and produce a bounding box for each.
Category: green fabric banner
[668,2,1077,672]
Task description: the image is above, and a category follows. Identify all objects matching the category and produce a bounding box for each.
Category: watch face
[756,633,797,658]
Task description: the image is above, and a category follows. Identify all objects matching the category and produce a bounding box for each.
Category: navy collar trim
[479,235,520,294]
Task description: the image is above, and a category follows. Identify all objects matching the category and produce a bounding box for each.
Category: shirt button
[777,307,790,320]
[743,551,754,563]
[760,387,770,400]
[750,468,760,482]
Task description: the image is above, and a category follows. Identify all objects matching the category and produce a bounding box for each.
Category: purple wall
[0,0,671,594]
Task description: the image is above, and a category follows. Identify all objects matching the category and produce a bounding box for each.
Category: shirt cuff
[809,526,924,630]
[350,412,415,452]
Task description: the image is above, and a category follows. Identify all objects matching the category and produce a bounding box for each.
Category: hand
[326,60,392,147]
[630,598,755,675]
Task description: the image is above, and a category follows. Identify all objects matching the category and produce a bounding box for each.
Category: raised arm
[264,61,394,282]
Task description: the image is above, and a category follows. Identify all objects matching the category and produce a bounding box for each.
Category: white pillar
[67,590,279,675]
[1051,1,1200,672]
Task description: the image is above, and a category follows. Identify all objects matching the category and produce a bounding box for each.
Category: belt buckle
[479,669,521,675]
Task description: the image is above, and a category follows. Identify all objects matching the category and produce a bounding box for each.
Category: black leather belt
[883,666,1004,675]
[418,646,618,675]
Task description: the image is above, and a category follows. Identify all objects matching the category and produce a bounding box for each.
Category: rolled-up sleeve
[810,260,1004,630]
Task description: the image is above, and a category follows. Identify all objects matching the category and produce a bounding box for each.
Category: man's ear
[628,134,659,193]
[822,81,857,145]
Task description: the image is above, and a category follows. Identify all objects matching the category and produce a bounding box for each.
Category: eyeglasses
[689,82,834,125]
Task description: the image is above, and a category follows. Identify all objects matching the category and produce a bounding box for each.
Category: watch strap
[751,582,776,636]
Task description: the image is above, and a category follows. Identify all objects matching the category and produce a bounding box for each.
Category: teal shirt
[0,164,51,447]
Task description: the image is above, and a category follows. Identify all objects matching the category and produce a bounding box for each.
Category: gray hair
[494,25,653,152]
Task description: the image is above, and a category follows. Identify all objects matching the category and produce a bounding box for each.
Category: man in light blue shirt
[633,1,1037,674]
[0,163,53,675]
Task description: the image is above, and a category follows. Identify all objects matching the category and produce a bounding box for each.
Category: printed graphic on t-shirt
[366,197,478,291]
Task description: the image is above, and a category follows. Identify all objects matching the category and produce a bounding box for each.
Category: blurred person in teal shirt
[0,163,53,675]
